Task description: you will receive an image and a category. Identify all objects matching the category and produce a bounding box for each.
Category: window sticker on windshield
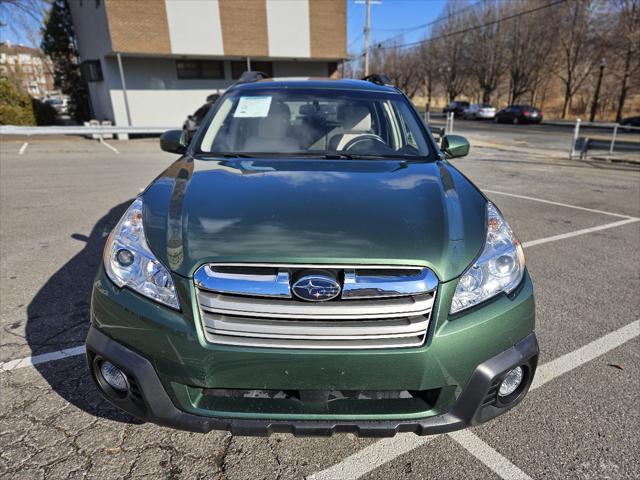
[234,96,272,118]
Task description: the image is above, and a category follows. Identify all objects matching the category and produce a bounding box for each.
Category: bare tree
[466,0,507,103]
[503,0,558,105]
[0,0,50,45]
[418,39,438,110]
[355,0,630,120]
[371,43,423,97]
[554,0,608,118]
[432,2,470,102]
[610,0,640,121]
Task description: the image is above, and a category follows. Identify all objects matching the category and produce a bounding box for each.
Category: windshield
[196,88,431,158]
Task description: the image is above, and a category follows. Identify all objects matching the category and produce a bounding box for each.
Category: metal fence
[569,119,640,161]
[0,125,172,136]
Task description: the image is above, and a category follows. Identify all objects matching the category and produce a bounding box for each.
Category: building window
[231,60,273,79]
[176,60,224,79]
[81,60,103,82]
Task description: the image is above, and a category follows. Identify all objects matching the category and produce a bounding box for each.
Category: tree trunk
[561,87,571,119]
[426,72,432,110]
[616,77,628,123]
[615,47,632,123]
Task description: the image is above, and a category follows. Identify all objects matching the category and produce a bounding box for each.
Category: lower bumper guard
[85,326,538,437]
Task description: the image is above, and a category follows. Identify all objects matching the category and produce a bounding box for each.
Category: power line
[348,31,365,49]
[371,0,567,52]
[374,0,485,48]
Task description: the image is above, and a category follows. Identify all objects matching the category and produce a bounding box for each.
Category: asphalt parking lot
[430,116,640,159]
[1,134,639,479]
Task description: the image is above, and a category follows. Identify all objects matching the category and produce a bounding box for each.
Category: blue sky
[347,0,447,56]
[1,0,447,51]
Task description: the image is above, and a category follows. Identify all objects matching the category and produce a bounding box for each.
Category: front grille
[194,264,438,349]
[192,387,442,415]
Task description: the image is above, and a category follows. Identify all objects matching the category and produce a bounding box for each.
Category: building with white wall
[69,0,346,127]
[0,42,55,99]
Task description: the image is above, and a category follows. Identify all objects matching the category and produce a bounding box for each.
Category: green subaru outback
[87,73,537,436]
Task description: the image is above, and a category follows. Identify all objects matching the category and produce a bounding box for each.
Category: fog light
[100,361,129,392]
[498,366,523,397]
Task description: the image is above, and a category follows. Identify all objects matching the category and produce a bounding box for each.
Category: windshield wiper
[215,152,254,158]
[321,153,355,159]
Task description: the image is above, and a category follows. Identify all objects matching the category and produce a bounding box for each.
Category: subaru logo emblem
[292,275,341,302]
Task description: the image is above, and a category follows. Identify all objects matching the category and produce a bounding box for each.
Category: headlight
[103,198,180,309]
[450,202,525,314]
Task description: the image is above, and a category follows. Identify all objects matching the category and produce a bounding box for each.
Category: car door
[505,106,517,121]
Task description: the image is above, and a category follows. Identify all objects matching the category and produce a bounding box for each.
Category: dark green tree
[41,0,89,122]
[0,78,36,125]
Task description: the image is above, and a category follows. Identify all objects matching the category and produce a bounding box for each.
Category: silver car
[463,103,496,120]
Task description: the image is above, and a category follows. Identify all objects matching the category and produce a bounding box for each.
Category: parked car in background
[44,97,69,115]
[87,73,538,437]
[463,103,496,120]
[620,116,640,133]
[495,105,543,124]
[443,100,470,117]
[182,93,221,143]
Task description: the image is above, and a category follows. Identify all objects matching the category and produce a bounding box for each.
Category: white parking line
[522,217,639,249]
[448,430,533,480]
[0,346,85,372]
[307,435,438,480]
[0,187,637,477]
[310,319,640,480]
[99,137,120,154]
[483,189,639,220]
[531,319,639,391]
[18,142,28,155]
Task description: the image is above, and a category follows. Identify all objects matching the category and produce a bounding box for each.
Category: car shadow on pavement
[26,200,141,425]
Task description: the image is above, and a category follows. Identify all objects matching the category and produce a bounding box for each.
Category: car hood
[142,156,487,281]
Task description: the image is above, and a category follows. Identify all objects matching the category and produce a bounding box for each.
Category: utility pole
[364,0,371,76]
[589,58,606,122]
[356,0,380,77]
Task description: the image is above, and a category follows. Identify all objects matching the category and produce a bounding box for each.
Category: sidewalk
[466,134,639,165]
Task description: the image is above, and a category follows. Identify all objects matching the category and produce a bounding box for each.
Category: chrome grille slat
[206,328,426,341]
[194,264,438,349]
[202,334,427,350]
[202,314,429,338]
[195,265,292,298]
[198,291,434,320]
[342,268,438,299]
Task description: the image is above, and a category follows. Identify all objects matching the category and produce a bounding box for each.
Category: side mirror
[441,134,470,158]
[160,130,187,154]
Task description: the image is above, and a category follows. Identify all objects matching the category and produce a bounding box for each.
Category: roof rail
[232,70,270,86]
[362,74,394,87]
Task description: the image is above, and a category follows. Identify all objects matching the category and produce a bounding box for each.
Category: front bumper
[88,265,537,436]
[86,326,538,436]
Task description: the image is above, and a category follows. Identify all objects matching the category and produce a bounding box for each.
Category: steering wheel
[342,134,387,152]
